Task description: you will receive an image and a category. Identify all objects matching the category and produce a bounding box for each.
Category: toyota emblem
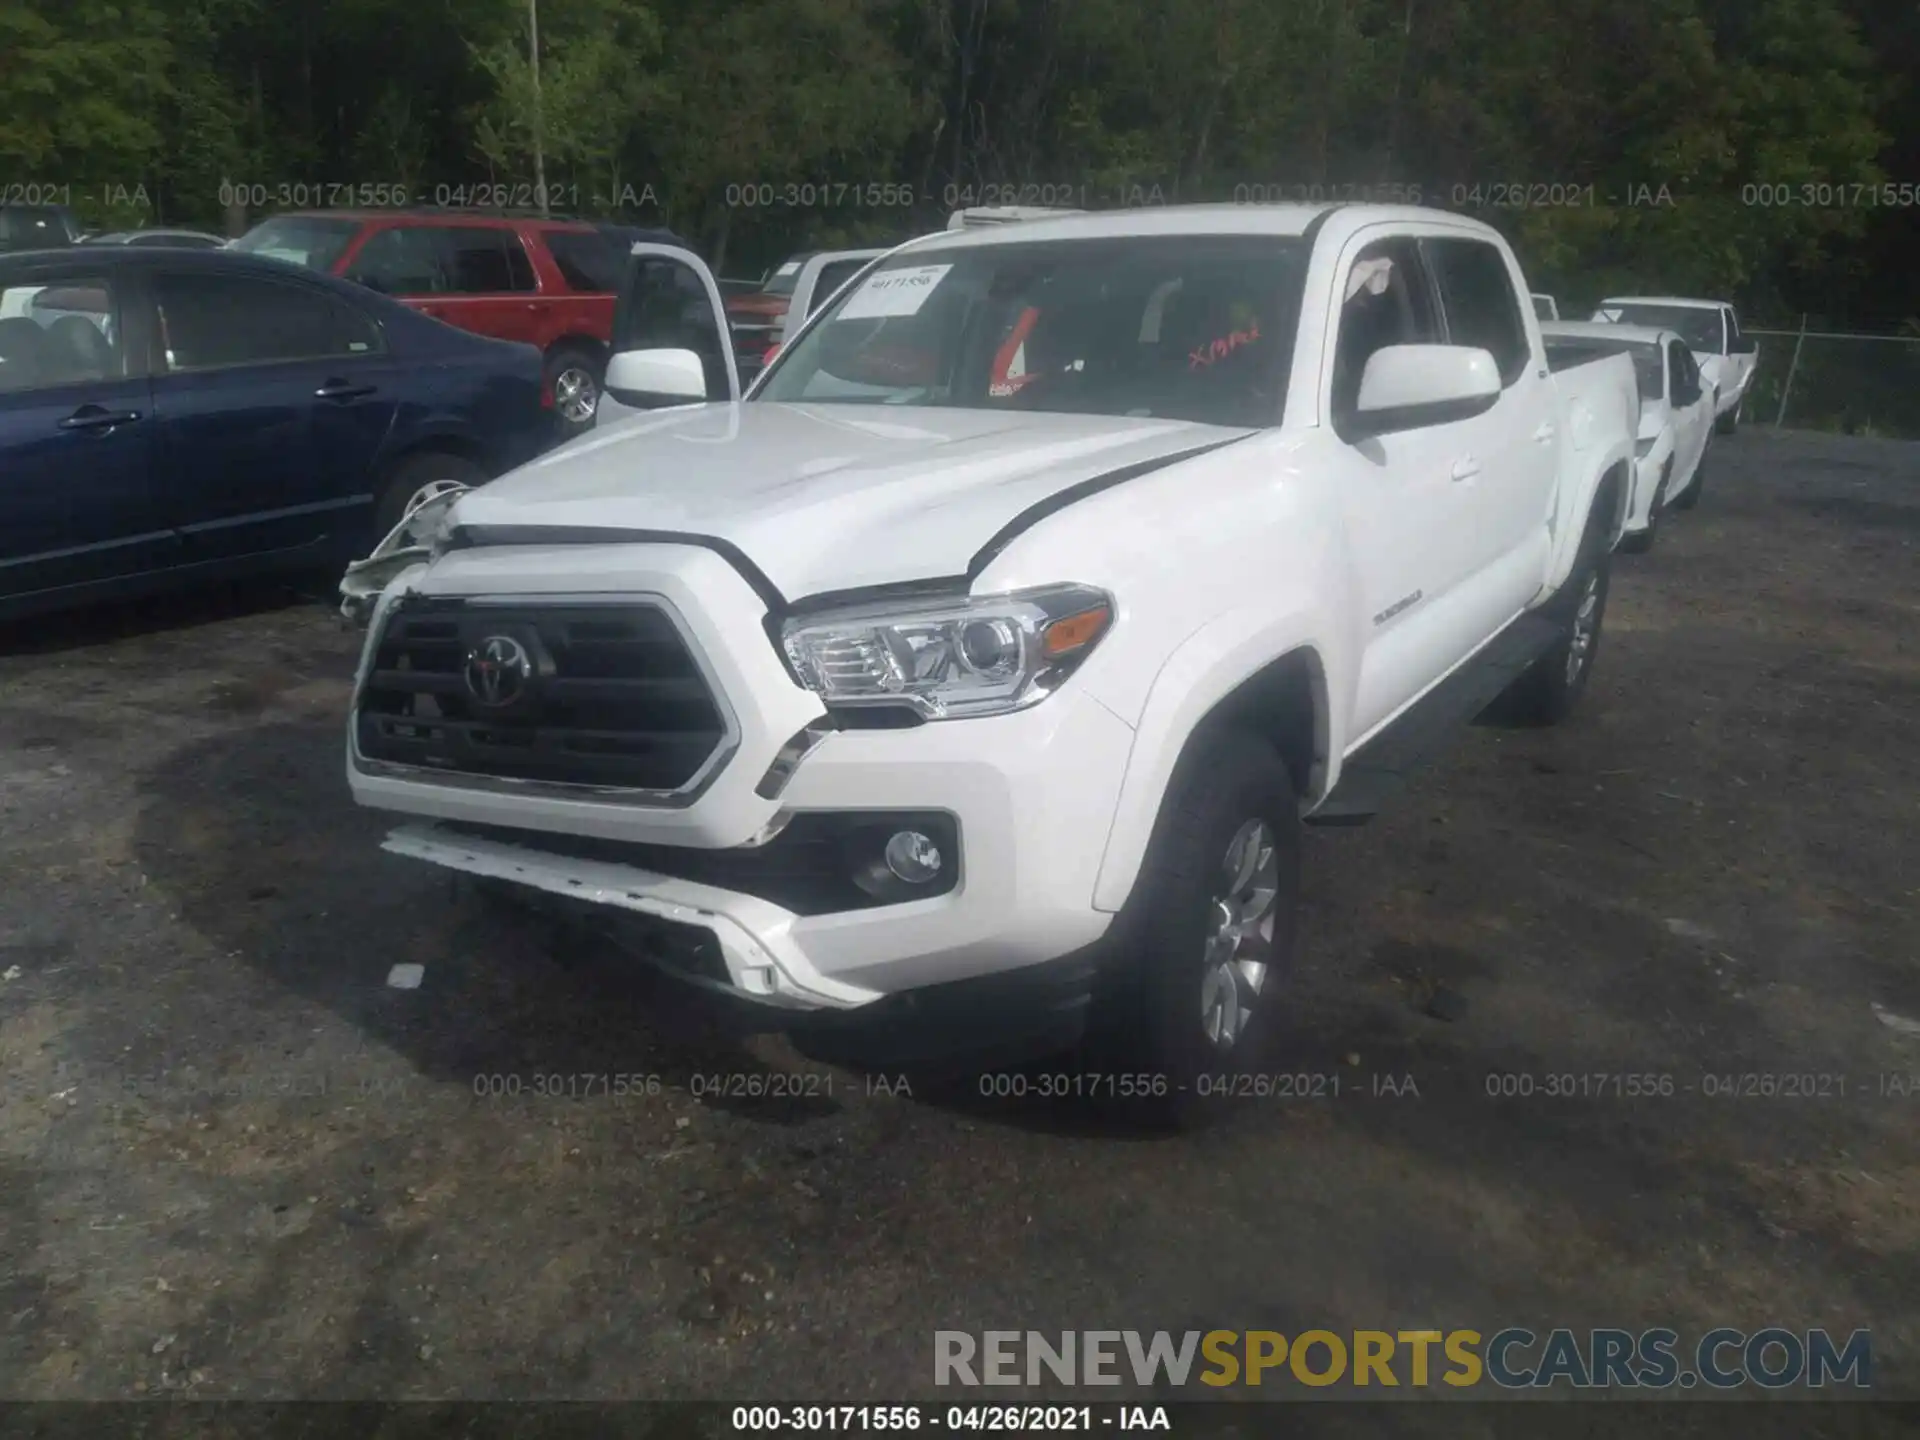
[463,634,533,707]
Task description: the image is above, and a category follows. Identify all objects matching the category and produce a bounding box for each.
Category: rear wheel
[1715,394,1741,436]
[546,344,603,437]
[1089,731,1301,1126]
[371,452,486,542]
[1502,512,1612,726]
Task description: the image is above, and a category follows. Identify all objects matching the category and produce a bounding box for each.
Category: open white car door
[596,242,740,427]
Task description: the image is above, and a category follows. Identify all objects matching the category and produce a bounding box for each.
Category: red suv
[232,211,626,435]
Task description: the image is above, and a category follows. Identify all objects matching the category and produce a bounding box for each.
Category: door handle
[1532,422,1556,444]
[315,380,378,401]
[59,405,142,432]
[1450,457,1482,482]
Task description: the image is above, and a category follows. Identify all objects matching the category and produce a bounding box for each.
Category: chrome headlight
[780,584,1114,719]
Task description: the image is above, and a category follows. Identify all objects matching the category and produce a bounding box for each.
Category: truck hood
[450,402,1253,601]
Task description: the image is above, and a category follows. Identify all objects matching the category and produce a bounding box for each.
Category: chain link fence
[1742,321,1920,439]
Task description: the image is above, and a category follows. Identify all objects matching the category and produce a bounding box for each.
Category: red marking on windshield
[1189,319,1260,370]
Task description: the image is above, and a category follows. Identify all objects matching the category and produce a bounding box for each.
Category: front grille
[355,597,730,793]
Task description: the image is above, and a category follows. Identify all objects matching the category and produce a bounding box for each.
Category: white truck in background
[1592,296,1757,434]
[340,204,1639,1110]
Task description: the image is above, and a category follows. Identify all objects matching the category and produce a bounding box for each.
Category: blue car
[0,246,552,620]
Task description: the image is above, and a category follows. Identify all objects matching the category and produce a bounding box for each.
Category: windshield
[230,216,361,271]
[1600,303,1724,354]
[756,234,1308,426]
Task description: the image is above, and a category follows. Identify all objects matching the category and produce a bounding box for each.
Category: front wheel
[1617,466,1667,555]
[1669,450,1706,511]
[371,451,486,542]
[1089,731,1301,1125]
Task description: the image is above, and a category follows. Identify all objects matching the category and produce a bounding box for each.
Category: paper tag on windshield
[837,264,952,319]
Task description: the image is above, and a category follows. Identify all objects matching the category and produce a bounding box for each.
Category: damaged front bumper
[338,485,470,627]
[383,820,1104,1067]
[382,821,879,1011]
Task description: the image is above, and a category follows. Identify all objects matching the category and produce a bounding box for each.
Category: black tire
[1088,730,1301,1126]
[1616,466,1666,555]
[546,344,603,438]
[371,451,487,542]
[1669,450,1705,511]
[1714,394,1740,436]
[1502,509,1613,726]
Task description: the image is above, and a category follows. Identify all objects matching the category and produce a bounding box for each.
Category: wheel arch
[377,429,494,484]
[1093,631,1334,914]
[545,333,608,366]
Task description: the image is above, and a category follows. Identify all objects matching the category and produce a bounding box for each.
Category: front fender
[1091,608,1341,914]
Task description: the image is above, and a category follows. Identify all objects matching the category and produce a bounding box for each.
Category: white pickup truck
[1592,296,1757,434]
[342,204,1639,1095]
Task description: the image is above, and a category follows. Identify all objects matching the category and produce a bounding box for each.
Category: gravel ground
[0,428,1916,1425]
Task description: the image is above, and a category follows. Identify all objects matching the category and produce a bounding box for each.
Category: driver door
[597,244,738,426]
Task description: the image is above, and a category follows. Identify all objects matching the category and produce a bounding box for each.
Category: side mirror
[603,347,708,407]
[1349,344,1501,436]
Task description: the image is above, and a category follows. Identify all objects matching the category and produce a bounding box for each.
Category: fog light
[883,830,943,883]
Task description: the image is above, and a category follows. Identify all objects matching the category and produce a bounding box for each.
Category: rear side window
[153,272,382,370]
[344,227,449,295]
[425,227,536,294]
[1329,238,1441,418]
[1424,237,1530,385]
[0,275,123,390]
[545,230,620,293]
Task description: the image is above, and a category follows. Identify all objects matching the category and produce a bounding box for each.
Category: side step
[1306,612,1563,826]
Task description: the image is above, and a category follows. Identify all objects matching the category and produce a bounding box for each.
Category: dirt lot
[1,429,1916,1421]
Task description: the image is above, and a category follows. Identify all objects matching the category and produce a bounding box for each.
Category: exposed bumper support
[381,821,880,1011]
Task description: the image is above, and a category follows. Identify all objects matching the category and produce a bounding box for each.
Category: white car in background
[1543,320,1714,548]
[1591,296,1757,434]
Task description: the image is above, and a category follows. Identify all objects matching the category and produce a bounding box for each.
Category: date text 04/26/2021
[729,1405,1170,1432]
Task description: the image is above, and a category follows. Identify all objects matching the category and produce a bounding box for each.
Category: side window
[433,228,530,294]
[344,227,448,296]
[1424,238,1529,385]
[809,259,870,316]
[544,230,621,293]
[1330,238,1440,418]
[152,272,381,371]
[0,275,124,391]
[617,257,729,396]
